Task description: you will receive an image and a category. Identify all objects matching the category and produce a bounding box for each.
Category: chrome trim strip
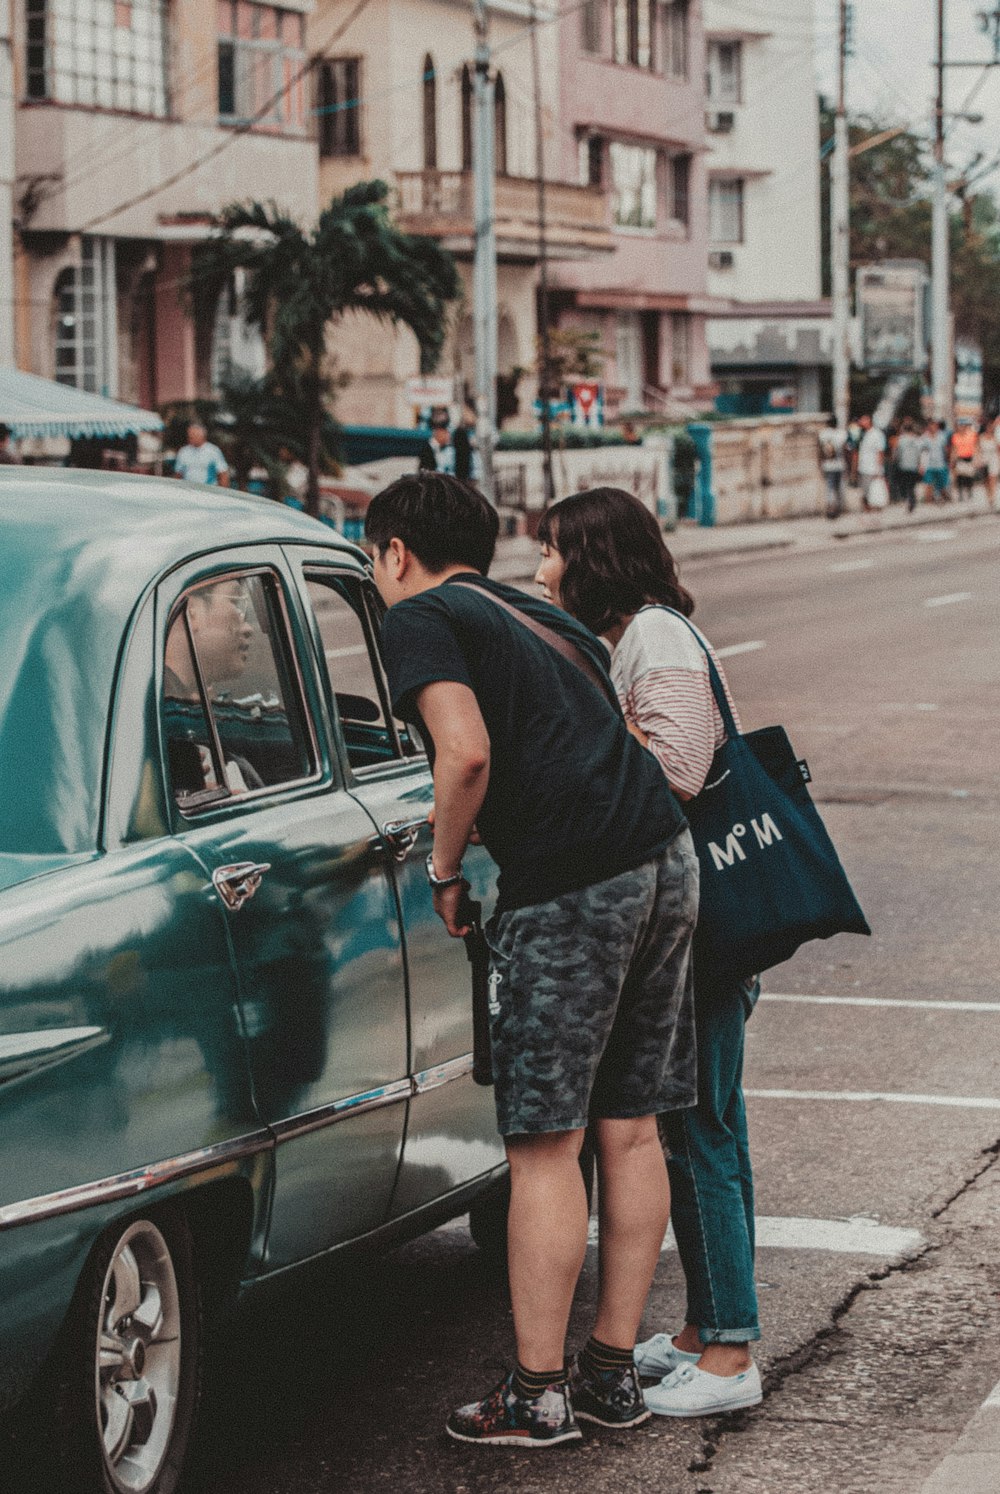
[413,1054,475,1095]
[0,1128,273,1232]
[271,1079,413,1144]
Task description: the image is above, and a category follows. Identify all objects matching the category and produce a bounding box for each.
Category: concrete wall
[709,415,826,522]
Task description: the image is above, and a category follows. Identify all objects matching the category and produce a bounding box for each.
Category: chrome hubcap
[94,1221,181,1493]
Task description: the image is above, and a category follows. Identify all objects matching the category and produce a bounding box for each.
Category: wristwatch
[425,853,464,890]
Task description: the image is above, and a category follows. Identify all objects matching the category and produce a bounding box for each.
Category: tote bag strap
[451,581,619,710]
[653,606,741,740]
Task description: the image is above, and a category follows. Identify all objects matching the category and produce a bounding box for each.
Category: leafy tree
[189,181,461,515]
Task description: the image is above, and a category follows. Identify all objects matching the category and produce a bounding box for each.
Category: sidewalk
[490,491,997,582]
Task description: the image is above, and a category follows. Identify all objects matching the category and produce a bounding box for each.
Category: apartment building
[11,0,317,407]
[309,0,613,427]
[547,0,716,417]
[702,0,830,413]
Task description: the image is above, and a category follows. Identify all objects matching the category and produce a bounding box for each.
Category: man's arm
[415,680,491,937]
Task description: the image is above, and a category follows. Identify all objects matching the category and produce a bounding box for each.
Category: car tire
[50,1208,202,1494]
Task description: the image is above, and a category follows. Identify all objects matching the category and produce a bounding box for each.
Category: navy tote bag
[664,611,871,982]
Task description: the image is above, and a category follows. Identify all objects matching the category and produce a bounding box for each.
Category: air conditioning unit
[707,110,736,133]
[708,250,735,269]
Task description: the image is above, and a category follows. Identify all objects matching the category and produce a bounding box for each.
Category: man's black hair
[365,472,499,576]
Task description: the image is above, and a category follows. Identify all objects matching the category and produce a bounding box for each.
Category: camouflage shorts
[484,830,699,1136]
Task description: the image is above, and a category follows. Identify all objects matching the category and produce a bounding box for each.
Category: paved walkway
[491,491,998,581]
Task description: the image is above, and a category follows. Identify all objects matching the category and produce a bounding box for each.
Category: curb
[919,1379,1000,1493]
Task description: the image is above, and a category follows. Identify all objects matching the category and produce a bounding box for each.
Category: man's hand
[433,880,474,937]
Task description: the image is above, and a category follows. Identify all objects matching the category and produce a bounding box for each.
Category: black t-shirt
[380,572,686,910]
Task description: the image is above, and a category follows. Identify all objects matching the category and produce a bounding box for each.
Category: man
[855,414,886,510]
[921,419,951,503]
[418,409,456,475]
[894,418,923,512]
[950,418,978,500]
[817,415,847,519]
[366,472,698,1448]
[173,422,230,488]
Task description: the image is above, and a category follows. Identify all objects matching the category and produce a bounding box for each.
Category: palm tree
[190,181,460,516]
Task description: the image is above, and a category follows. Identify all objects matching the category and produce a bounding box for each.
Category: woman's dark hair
[365,471,499,575]
[537,487,694,633]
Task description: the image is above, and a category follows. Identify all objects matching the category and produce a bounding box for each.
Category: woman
[536,488,762,1420]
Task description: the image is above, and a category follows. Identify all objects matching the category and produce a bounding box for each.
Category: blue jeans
[662,975,760,1345]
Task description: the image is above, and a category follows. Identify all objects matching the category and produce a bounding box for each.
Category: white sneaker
[633,1332,701,1378]
[644,1361,763,1418]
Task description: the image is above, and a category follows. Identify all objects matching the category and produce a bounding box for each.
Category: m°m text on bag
[709,816,783,872]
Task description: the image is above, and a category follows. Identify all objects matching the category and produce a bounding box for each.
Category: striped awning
[0,368,163,440]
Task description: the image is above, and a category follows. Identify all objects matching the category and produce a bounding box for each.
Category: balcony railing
[395,171,613,258]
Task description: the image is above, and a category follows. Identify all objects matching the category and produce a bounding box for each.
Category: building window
[52,238,118,395]
[671,312,692,385]
[579,132,605,188]
[709,177,744,242]
[211,271,267,391]
[581,0,603,53]
[612,0,656,67]
[670,153,691,226]
[495,70,507,176]
[25,0,169,115]
[318,57,361,157]
[422,54,437,169]
[461,64,473,170]
[662,0,688,78]
[610,141,658,229]
[707,39,742,104]
[217,2,307,132]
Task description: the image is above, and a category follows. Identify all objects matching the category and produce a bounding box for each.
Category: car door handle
[380,816,430,863]
[212,862,271,911]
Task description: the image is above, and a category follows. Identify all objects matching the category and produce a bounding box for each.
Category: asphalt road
[187,516,1000,1494]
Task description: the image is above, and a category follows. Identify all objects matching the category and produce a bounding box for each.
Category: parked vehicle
[0,468,508,1494]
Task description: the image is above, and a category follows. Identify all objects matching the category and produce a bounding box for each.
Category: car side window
[163,571,314,812]
[305,571,420,770]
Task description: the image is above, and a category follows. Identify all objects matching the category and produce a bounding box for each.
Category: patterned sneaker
[634,1332,701,1378]
[644,1361,763,1418]
[567,1353,651,1429]
[446,1371,583,1447]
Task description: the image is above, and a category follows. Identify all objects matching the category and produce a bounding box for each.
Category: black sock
[579,1335,634,1379]
[514,1362,565,1399]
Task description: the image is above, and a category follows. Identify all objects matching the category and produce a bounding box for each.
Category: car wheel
[54,1210,202,1494]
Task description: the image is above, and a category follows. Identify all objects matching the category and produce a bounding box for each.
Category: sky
[813,0,1000,192]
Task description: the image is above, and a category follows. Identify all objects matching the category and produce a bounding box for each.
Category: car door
[287,548,507,1217]
[158,548,409,1268]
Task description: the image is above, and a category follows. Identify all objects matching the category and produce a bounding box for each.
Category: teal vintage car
[0,468,509,1494]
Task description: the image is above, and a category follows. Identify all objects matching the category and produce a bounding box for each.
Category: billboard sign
[954,340,983,424]
[857,261,928,373]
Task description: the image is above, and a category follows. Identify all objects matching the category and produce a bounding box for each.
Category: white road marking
[325,644,368,658]
[882,702,940,712]
[829,558,876,573]
[761,993,1000,1013]
[716,640,766,658]
[915,528,957,542]
[587,1216,922,1256]
[924,591,972,607]
[746,1088,1000,1110]
[983,1381,1000,1409]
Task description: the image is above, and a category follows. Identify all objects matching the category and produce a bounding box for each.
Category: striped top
[610,606,741,800]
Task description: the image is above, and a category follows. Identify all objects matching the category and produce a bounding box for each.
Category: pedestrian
[366,472,699,1448]
[173,422,230,488]
[817,415,847,519]
[980,418,1000,511]
[950,418,978,501]
[920,419,951,504]
[536,487,763,1420]
[418,408,456,474]
[894,417,923,513]
[0,423,20,465]
[855,414,886,511]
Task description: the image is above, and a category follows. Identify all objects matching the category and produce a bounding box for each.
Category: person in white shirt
[817,416,848,519]
[855,415,886,510]
[173,423,230,488]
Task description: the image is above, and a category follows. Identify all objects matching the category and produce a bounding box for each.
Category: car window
[163,571,314,812]
[305,571,421,770]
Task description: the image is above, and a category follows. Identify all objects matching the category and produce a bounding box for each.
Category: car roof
[0,467,367,860]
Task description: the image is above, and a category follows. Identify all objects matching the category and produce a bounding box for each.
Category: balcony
[395,171,613,260]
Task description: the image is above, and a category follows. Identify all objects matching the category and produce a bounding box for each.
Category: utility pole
[931,0,952,423]
[472,0,498,505]
[529,0,555,507]
[0,0,16,367]
[830,0,850,430]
